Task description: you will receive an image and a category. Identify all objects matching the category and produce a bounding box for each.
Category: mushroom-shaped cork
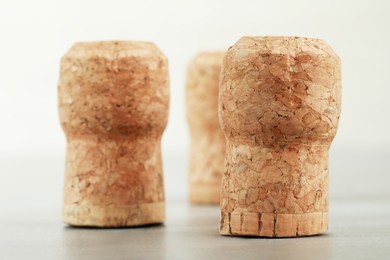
[219,36,341,237]
[58,41,169,227]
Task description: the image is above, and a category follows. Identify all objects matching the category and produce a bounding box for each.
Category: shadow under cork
[221,232,330,239]
[64,222,165,230]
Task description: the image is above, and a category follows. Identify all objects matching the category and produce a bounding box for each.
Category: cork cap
[59,41,170,140]
[219,36,341,147]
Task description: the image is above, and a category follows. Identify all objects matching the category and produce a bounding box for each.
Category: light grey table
[1,146,389,259]
[1,199,390,260]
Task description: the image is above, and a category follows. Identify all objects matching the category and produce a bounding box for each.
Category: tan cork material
[186,52,226,204]
[218,36,341,237]
[58,41,170,227]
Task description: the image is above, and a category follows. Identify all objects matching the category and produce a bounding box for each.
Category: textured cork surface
[58,41,169,227]
[186,52,226,204]
[219,36,341,237]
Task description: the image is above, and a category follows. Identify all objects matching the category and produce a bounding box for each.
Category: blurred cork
[186,51,226,204]
[58,41,170,227]
[219,36,341,237]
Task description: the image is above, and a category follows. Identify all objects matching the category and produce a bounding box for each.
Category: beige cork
[58,41,169,227]
[186,52,226,204]
[219,36,341,237]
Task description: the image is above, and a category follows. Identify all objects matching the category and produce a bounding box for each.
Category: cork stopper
[186,51,226,204]
[219,36,341,237]
[58,41,170,227]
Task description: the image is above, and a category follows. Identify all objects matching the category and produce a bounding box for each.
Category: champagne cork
[186,52,225,204]
[58,41,169,227]
[219,36,341,237]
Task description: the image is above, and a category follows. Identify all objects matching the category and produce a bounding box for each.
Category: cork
[186,52,225,204]
[58,41,170,227]
[219,36,341,237]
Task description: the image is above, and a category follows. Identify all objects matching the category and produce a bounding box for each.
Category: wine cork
[186,52,225,204]
[58,41,170,227]
[219,36,341,237]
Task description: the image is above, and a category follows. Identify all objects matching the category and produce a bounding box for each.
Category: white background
[0,0,389,210]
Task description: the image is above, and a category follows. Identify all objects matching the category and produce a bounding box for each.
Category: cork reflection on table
[218,36,341,237]
[186,51,226,204]
[58,41,170,227]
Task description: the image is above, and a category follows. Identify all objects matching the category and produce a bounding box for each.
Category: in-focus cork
[186,52,225,204]
[58,41,170,227]
[219,36,341,237]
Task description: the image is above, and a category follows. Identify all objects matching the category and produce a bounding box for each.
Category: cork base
[63,202,165,227]
[190,183,221,204]
[220,211,328,237]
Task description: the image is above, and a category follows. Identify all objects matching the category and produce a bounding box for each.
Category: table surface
[1,148,390,259]
[1,199,390,260]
